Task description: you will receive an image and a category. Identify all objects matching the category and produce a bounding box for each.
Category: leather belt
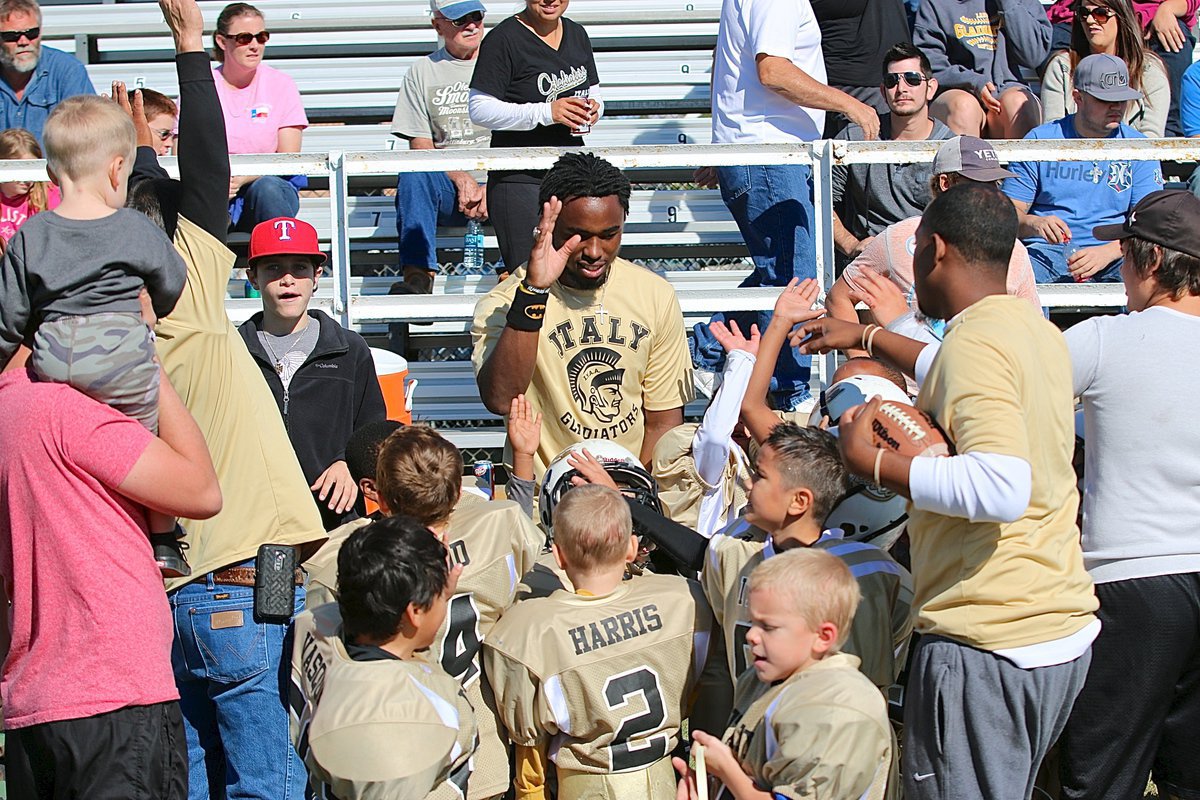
[212,566,304,588]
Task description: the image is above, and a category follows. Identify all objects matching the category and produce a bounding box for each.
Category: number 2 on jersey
[603,666,669,772]
[441,593,482,686]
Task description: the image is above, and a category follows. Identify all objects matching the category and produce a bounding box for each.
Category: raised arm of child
[505,394,542,518]
[742,279,823,444]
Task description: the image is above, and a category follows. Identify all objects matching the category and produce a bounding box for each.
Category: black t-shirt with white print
[471,15,598,179]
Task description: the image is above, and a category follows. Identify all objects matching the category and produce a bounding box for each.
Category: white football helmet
[809,374,912,428]
[815,374,913,550]
[539,439,661,531]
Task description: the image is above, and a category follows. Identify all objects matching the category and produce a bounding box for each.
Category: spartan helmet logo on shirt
[567,346,626,424]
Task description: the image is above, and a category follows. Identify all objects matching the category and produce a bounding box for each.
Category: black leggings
[487,177,542,274]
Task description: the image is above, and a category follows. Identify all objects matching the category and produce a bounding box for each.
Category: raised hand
[111,81,154,149]
[506,394,542,457]
[526,196,582,290]
[773,277,824,326]
[708,319,760,357]
[158,0,205,53]
[846,268,909,326]
[566,448,619,490]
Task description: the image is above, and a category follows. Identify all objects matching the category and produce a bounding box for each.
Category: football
[871,401,953,458]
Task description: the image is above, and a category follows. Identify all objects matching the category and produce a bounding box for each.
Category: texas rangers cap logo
[274,219,296,241]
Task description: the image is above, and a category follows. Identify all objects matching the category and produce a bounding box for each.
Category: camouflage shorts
[31,312,159,431]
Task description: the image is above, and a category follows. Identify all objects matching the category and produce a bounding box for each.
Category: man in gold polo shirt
[795,183,1098,800]
[472,153,694,474]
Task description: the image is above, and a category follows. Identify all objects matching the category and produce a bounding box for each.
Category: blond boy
[290,515,477,799]
[703,423,913,691]
[484,485,728,800]
[0,94,189,573]
[677,549,892,800]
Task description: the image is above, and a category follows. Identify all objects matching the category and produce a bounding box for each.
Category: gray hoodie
[913,0,1051,94]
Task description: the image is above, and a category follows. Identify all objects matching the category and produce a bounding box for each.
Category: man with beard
[0,0,94,143]
[472,152,693,474]
[831,43,953,265]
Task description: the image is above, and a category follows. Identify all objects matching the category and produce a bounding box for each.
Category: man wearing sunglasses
[389,0,490,295]
[0,0,95,145]
[831,42,953,266]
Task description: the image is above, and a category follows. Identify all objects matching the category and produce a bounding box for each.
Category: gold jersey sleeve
[700,524,767,680]
[426,496,545,800]
[720,654,892,800]
[290,604,477,800]
[484,574,715,776]
[302,517,373,611]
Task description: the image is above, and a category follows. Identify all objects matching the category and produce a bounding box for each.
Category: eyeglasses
[1078,5,1116,24]
[220,30,270,46]
[0,27,39,43]
[883,71,928,89]
[438,11,484,27]
[151,128,178,143]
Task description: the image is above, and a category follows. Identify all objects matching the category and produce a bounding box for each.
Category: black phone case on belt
[254,543,298,623]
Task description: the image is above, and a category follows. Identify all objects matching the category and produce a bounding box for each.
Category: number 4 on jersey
[441,593,483,686]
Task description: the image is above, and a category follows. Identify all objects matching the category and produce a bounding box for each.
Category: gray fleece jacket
[914,0,1051,94]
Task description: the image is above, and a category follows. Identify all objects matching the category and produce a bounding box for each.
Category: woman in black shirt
[468,0,601,275]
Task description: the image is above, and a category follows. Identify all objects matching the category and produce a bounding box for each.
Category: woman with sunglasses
[1046,0,1199,136]
[1042,0,1169,135]
[468,0,601,278]
[212,2,308,231]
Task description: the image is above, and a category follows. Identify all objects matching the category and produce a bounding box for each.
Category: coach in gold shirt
[472,153,694,474]
[795,183,1099,800]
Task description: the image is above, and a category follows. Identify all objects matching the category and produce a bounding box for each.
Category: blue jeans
[396,171,468,271]
[1026,241,1123,284]
[170,560,306,800]
[696,164,817,408]
[230,175,302,232]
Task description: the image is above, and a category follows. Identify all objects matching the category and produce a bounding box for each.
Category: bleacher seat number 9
[603,666,670,772]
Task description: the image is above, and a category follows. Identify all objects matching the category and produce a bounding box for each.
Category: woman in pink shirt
[0,128,60,251]
[212,2,308,230]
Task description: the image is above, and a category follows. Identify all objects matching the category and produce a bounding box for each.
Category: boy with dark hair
[290,515,477,800]
[675,549,892,800]
[485,485,728,800]
[238,216,387,530]
[303,418,404,609]
[351,424,544,800]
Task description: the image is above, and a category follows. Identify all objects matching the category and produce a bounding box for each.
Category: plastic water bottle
[244,279,260,299]
[464,219,485,272]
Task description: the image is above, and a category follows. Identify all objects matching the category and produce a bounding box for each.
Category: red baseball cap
[249,217,327,266]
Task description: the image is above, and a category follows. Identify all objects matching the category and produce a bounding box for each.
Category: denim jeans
[695,164,817,408]
[396,171,468,271]
[230,176,302,232]
[1026,241,1122,284]
[170,559,306,800]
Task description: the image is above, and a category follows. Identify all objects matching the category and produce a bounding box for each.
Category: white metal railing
[6,136,1190,327]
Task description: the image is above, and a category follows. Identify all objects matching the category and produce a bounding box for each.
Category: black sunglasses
[439,11,484,27]
[0,27,38,43]
[883,71,928,89]
[221,30,270,46]
[1078,5,1116,24]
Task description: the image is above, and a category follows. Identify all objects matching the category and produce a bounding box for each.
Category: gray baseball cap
[931,136,1017,182]
[1074,53,1142,102]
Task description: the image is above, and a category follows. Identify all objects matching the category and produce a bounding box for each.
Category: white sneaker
[693,367,721,399]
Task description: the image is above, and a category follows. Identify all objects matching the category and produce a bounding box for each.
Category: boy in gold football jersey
[676,549,892,800]
[289,515,477,799]
[484,485,730,800]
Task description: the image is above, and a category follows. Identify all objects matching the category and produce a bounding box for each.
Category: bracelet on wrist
[506,281,549,332]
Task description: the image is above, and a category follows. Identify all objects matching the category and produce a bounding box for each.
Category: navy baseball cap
[1094,189,1200,259]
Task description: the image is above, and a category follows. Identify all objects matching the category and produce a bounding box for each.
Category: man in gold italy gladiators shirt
[472,153,694,474]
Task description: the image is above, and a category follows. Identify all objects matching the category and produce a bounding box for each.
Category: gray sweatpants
[30,312,159,431]
[902,634,1091,800]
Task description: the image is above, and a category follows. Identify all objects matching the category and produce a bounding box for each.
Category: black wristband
[506,281,549,332]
